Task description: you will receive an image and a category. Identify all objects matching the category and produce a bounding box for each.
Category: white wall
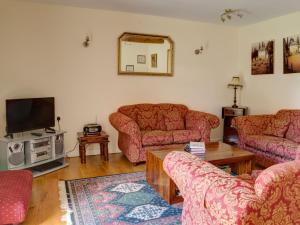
[0,0,238,156]
[238,12,300,114]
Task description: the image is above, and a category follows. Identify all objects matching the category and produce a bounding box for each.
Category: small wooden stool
[77,131,109,164]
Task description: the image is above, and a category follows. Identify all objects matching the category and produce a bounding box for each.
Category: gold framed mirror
[118,32,174,76]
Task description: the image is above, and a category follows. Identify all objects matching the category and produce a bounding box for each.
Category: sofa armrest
[186,110,220,129]
[163,151,229,201]
[295,147,300,160]
[254,160,300,200]
[232,115,273,147]
[163,151,259,224]
[109,112,142,142]
[185,110,220,142]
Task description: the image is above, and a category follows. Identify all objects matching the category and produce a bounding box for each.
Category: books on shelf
[184,141,206,157]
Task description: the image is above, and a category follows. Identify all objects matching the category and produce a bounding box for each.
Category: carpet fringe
[58,181,73,225]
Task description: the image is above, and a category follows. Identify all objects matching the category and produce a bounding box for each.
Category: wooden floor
[24,153,145,225]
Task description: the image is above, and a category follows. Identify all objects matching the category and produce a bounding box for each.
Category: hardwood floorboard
[24,153,145,225]
[23,151,260,224]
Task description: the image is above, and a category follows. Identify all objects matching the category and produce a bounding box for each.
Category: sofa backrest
[118,103,188,131]
[276,109,300,121]
[276,110,300,143]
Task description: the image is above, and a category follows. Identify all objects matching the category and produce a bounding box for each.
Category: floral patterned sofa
[232,110,300,167]
[163,151,300,225]
[109,103,219,163]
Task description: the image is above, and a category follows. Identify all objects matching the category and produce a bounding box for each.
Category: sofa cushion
[118,103,188,131]
[173,130,201,144]
[136,111,160,131]
[244,135,299,160]
[141,130,173,146]
[164,111,185,131]
[286,119,300,144]
[157,103,188,118]
[118,105,139,121]
[263,117,290,138]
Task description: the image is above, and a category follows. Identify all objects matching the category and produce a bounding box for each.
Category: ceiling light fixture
[221,9,244,23]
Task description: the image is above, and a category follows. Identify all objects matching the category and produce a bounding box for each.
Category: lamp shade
[228,76,243,87]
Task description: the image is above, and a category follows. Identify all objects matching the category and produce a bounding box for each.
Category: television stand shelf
[0,131,68,177]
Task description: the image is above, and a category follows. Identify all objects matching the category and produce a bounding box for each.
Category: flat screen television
[6,97,55,134]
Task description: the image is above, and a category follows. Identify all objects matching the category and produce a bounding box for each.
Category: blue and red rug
[59,172,182,225]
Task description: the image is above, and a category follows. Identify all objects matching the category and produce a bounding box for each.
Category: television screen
[6,97,55,134]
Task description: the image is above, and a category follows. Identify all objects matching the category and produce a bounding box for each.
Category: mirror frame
[118,32,174,76]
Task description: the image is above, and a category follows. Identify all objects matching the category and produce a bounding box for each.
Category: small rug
[59,172,182,225]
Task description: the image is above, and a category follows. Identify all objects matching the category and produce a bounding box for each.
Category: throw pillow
[263,117,290,138]
[164,111,185,131]
[136,111,158,131]
[286,120,300,143]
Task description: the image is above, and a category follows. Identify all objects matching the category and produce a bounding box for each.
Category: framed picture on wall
[151,53,157,68]
[251,40,274,75]
[137,55,146,64]
[283,35,300,74]
[126,65,134,72]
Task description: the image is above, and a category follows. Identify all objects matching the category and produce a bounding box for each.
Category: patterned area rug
[59,172,182,225]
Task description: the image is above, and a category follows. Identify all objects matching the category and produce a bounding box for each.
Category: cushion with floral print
[286,119,300,143]
[136,111,159,131]
[263,117,290,138]
[164,111,185,131]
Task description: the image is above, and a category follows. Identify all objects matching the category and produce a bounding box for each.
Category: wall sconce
[83,35,91,48]
[194,46,204,55]
[228,76,243,108]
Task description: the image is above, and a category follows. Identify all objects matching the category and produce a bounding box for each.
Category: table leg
[232,159,252,174]
[79,143,86,164]
[104,142,109,161]
[79,146,82,160]
[100,143,104,156]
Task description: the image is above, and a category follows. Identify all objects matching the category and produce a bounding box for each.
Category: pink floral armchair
[163,151,300,225]
[109,104,219,163]
[0,170,32,225]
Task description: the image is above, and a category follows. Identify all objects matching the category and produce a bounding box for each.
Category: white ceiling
[20,0,300,26]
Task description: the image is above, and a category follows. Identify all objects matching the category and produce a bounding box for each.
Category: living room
[1,0,300,224]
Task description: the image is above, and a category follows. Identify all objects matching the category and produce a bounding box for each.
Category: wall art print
[251,40,274,75]
[151,53,158,68]
[137,55,146,64]
[283,35,300,74]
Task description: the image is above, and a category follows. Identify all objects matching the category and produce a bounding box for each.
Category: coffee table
[146,142,254,204]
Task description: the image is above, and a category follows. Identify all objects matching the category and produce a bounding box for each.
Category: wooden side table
[77,131,109,164]
[222,107,248,145]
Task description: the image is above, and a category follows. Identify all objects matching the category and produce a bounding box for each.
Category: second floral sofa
[109,103,219,163]
[232,109,300,167]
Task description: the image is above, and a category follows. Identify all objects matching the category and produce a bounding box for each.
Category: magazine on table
[189,142,205,149]
[184,141,206,155]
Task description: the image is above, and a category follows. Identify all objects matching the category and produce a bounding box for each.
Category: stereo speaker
[7,142,25,168]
